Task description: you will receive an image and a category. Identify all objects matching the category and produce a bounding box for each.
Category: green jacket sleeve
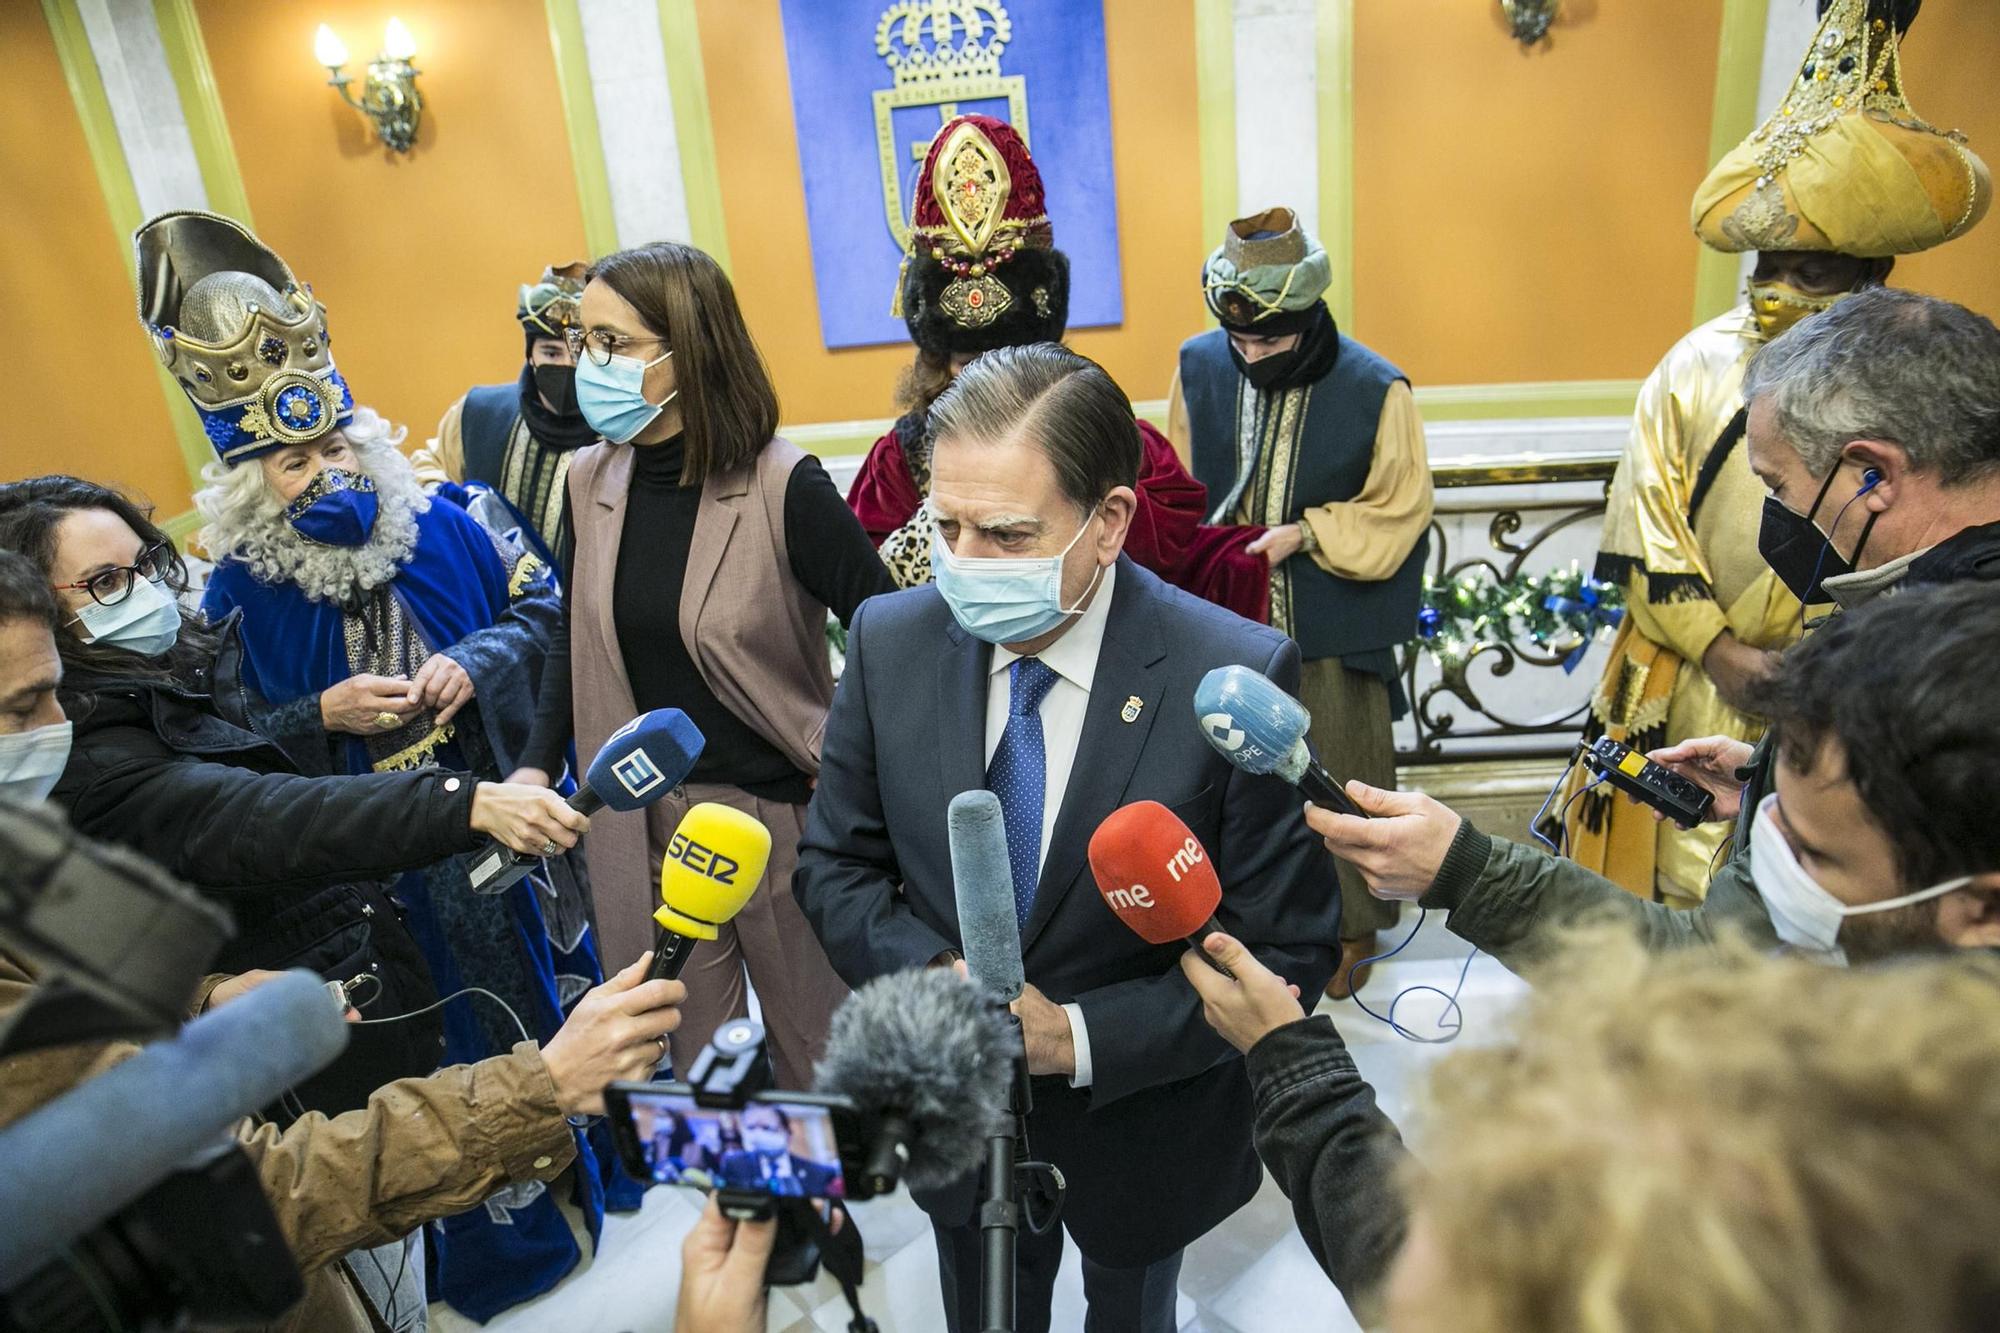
[1419,822,1777,970]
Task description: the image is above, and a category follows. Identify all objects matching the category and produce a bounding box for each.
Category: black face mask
[1757,466,1877,604]
[1230,342,1301,391]
[532,363,580,418]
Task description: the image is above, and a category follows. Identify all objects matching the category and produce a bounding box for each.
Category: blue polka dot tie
[987,657,1061,927]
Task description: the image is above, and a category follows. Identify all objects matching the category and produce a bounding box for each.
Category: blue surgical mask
[0,721,72,804]
[932,509,1104,646]
[72,576,181,657]
[285,467,379,548]
[576,348,677,445]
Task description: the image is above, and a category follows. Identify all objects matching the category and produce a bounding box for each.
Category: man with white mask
[1307,289,2000,970]
[0,551,68,802]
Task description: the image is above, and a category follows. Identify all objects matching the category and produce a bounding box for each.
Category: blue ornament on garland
[1417,606,1442,640]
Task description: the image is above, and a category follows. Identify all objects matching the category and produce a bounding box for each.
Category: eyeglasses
[564,326,669,367]
[53,541,172,608]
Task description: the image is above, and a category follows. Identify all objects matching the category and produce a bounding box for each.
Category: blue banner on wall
[777,0,1124,350]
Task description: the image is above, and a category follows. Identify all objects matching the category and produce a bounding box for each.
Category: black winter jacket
[50,623,486,1118]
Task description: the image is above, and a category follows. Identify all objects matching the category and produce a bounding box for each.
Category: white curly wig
[195,405,428,604]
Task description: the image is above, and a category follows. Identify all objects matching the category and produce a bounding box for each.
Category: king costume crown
[135,210,355,464]
[1691,0,1988,257]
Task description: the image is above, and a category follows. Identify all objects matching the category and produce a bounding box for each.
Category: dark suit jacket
[794,556,1340,1267]
[716,1150,841,1198]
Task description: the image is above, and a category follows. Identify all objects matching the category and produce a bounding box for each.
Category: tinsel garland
[1413,563,1624,672]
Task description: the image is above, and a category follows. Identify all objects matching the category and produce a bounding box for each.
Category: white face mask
[1749,794,1974,964]
[0,721,73,805]
[70,577,181,657]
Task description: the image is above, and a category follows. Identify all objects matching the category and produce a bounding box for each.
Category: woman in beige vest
[518,242,893,1086]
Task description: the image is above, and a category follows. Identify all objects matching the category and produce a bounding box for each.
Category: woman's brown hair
[586,242,779,486]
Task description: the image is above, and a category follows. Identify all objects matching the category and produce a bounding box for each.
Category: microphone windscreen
[948,790,1024,1003]
[814,968,1011,1192]
[1088,801,1223,945]
[0,969,348,1285]
[1193,665,1313,779]
[586,709,705,813]
[655,802,770,938]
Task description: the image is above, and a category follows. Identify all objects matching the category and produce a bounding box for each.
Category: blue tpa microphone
[1192,665,1370,818]
[469,708,705,894]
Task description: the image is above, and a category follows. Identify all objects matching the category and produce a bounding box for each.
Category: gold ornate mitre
[1691,0,1989,257]
[135,210,354,463]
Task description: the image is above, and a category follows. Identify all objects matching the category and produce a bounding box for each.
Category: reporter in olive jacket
[0,947,681,1333]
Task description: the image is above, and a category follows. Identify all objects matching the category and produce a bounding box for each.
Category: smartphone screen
[622,1088,848,1200]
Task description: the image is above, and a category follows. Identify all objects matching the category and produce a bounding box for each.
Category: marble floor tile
[1206,1229,1366,1333]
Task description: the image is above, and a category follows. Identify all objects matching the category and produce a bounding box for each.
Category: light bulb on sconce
[313,17,424,153]
[382,17,418,61]
[312,23,349,69]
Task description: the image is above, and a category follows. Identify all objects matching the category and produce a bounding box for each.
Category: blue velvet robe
[202,496,643,1321]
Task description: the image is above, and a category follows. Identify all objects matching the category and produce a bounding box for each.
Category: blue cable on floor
[1345,767,1606,1044]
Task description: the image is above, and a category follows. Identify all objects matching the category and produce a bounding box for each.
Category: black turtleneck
[524,435,893,801]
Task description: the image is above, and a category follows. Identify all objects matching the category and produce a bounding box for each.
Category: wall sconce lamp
[313,18,424,152]
[1499,0,1559,48]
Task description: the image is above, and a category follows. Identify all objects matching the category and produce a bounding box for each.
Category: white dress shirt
[984,563,1116,1088]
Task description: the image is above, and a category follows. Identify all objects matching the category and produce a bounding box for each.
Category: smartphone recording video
[624,1089,848,1200]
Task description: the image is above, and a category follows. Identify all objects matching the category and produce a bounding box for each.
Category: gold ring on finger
[374,711,400,730]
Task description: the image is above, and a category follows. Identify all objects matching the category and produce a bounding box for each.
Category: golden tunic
[1563,304,1804,904]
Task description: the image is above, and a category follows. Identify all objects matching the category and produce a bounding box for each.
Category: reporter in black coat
[1,476,585,1116]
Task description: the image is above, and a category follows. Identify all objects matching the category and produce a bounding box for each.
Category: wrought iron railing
[1396,451,1621,765]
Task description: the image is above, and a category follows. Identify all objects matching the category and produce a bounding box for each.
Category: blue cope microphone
[1192,665,1371,818]
[469,708,706,894]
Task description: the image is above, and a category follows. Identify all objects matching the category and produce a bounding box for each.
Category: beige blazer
[564,437,834,971]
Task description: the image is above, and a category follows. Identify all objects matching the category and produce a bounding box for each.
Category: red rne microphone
[1087,801,1234,977]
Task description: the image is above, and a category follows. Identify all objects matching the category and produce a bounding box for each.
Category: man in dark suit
[714,1104,841,1198]
[795,343,1340,1332]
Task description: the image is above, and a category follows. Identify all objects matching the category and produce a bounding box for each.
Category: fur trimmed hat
[896,115,1068,357]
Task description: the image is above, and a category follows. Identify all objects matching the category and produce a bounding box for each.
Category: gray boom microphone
[948,790,1025,1004]
[814,968,1012,1193]
[0,969,349,1286]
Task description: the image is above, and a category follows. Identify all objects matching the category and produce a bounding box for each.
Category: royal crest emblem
[874,0,1029,252]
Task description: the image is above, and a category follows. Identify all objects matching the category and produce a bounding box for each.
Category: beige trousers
[643,782,850,1089]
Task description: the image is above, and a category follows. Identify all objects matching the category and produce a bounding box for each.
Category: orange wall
[1352,0,1725,387]
[193,0,590,441]
[1886,0,2000,318]
[697,0,1210,424]
[1,10,192,515]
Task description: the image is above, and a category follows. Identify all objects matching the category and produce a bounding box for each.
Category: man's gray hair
[926,342,1142,513]
[1743,288,2000,485]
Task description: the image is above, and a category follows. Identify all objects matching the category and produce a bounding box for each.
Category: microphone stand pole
[979,1010,1032,1333]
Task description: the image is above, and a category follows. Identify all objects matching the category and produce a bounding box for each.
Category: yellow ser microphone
[645,803,771,983]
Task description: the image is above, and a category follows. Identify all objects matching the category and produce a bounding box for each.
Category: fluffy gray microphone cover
[814,968,1013,1191]
[949,789,1025,1003]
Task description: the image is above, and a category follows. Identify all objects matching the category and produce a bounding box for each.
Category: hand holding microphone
[468,708,705,894]
[1178,934,1307,1056]
[1193,665,1371,818]
[541,953,686,1116]
[647,803,771,984]
[1087,800,1234,977]
[948,791,1074,1078]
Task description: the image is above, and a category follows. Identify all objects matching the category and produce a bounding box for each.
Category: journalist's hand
[320,673,419,735]
[470,781,588,856]
[1179,933,1305,1054]
[504,766,552,788]
[409,652,475,726]
[1645,735,1755,823]
[1305,782,1462,902]
[674,1195,774,1333]
[541,953,685,1117]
